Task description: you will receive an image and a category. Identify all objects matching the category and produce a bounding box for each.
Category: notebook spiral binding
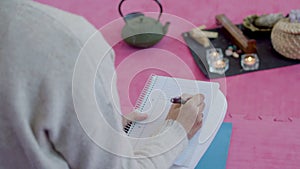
[124,74,158,135]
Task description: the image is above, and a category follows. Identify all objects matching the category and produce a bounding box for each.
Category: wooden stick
[216,14,257,53]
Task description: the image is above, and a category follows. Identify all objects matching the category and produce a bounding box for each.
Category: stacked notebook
[124,75,230,169]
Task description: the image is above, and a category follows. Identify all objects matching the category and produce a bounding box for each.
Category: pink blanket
[36,0,300,168]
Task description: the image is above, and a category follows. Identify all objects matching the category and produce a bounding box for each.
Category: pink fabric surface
[36,0,300,168]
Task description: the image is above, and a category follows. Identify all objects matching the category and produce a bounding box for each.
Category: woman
[0,0,204,168]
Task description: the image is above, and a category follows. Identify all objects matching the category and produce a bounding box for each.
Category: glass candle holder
[241,53,259,71]
[206,48,223,66]
[209,58,229,74]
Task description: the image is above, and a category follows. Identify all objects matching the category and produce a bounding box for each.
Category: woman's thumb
[132,111,148,121]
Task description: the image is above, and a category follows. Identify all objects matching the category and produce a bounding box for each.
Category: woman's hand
[166,94,205,139]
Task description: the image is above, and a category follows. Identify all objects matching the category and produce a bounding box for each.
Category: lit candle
[244,55,256,66]
[213,59,226,69]
[241,53,259,71]
[210,51,220,57]
[206,48,223,66]
[209,58,229,74]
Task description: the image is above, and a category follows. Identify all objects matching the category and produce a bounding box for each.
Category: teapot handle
[118,0,163,22]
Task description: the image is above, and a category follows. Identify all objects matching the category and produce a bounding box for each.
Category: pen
[170,97,187,104]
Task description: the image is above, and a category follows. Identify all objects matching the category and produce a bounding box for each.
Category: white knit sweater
[0,0,188,168]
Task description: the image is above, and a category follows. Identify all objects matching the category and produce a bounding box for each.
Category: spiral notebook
[124,75,227,168]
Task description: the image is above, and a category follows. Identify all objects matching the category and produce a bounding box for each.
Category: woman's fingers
[167,93,206,139]
[133,112,148,121]
[196,112,204,125]
[180,93,193,103]
[198,102,205,112]
[185,94,204,106]
[125,111,148,122]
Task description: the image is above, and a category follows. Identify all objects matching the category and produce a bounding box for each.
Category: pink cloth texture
[36,0,300,168]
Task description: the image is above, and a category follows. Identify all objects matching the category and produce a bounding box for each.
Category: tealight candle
[213,59,226,69]
[241,53,259,70]
[206,48,223,65]
[244,55,256,65]
[211,51,219,57]
[209,58,229,74]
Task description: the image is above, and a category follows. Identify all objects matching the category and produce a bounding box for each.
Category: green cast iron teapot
[118,0,170,48]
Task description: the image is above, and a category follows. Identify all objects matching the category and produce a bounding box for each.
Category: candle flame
[244,55,256,65]
[246,56,253,62]
[210,51,219,57]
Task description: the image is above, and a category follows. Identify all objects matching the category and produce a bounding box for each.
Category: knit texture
[0,0,188,168]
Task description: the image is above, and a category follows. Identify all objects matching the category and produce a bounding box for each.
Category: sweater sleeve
[129,120,189,169]
[2,1,189,169]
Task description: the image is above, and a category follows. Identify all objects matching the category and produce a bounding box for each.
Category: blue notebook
[195,122,232,169]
